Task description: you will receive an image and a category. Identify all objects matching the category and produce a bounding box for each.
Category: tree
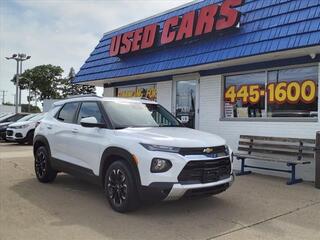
[12,64,64,100]
[21,104,41,113]
[60,67,96,98]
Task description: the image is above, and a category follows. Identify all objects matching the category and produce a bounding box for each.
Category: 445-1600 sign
[224,80,317,104]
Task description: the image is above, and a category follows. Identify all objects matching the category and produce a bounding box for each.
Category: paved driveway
[0,142,319,240]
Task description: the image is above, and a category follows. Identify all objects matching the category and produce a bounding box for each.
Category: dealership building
[74,0,320,181]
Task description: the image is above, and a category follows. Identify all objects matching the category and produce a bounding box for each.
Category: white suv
[7,113,45,144]
[33,96,234,212]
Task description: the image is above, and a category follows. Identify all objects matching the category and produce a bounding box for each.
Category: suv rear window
[56,102,79,123]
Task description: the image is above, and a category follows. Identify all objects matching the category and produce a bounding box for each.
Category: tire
[17,140,25,145]
[0,133,7,141]
[104,161,140,213]
[34,146,57,183]
[26,130,34,145]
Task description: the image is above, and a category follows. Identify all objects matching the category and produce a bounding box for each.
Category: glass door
[175,80,198,129]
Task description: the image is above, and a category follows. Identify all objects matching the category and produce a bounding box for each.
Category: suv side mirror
[80,117,105,128]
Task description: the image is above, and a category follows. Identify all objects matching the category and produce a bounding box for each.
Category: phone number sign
[224,80,317,104]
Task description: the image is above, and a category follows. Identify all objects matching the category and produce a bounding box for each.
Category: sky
[0,0,192,105]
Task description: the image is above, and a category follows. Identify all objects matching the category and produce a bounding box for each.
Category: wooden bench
[234,135,315,185]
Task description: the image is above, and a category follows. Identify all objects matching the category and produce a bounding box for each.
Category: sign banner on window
[117,85,157,101]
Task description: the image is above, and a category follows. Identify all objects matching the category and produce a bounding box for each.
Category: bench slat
[234,153,311,164]
[238,147,314,158]
[239,135,315,144]
[238,141,315,152]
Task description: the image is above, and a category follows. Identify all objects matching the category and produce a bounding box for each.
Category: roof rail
[128,97,152,100]
[66,94,102,99]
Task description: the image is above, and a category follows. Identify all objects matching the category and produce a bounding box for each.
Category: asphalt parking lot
[0,142,320,240]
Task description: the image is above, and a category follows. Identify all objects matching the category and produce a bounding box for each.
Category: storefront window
[224,72,266,118]
[267,66,318,118]
[116,84,157,101]
[223,66,318,119]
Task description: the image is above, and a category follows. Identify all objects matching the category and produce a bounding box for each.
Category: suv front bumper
[6,128,27,141]
[165,173,234,200]
[141,173,234,201]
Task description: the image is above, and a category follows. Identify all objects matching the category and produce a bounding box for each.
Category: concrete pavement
[0,142,319,240]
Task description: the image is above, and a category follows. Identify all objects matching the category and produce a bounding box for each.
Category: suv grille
[6,130,13,136]
[178,157,231,184]
[179,145,227,156]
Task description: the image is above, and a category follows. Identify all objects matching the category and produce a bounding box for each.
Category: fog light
[150,158,172,173]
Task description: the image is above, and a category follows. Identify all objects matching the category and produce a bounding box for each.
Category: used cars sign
[109,0,244,57]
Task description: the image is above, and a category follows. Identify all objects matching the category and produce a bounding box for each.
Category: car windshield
[0,114,12,121]
[29,113,45,121]
[102,101,181,129]
[17,114,36,122]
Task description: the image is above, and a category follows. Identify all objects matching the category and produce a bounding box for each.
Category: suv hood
[115,127,226,148]
[8,120,33,127]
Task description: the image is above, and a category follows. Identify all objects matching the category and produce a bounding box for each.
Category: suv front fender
[33,135,51,157]
[99,147,141,187]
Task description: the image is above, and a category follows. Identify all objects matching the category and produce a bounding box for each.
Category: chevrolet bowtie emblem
[203,148,214,154]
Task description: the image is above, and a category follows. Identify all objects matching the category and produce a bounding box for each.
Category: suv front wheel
[34,146,57,183]
[104,161,140,213]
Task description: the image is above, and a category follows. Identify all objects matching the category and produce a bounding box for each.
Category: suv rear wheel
[34,146,57,183]
[104,161,140,212]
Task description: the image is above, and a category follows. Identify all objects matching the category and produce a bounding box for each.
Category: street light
[20,76,32,112]
[5,53,31,113]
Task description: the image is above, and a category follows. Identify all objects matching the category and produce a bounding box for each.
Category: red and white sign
[109,0,244,57]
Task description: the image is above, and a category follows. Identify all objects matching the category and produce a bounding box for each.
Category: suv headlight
[13,124,30,129]
[150,158,172,173]
[140,143,180,153]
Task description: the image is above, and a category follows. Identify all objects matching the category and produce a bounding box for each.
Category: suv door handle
[72,129,79,133]
[47,126,52,130]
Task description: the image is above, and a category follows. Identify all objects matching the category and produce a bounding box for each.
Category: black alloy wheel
[34,146,57,183]
[107,169,128,206]
[105,161,140,212]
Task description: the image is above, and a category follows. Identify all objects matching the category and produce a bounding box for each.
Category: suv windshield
[103,101,181,129]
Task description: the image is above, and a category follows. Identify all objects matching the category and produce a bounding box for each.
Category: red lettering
[195,4,219,36]
[120,31,134,54]
[131,28,144,52]
[160,16,179,45]
[109,0,244,57]
[141,24,158,50]
[216,0,244,31]
[109,35,121,57]
[176,11,196,41]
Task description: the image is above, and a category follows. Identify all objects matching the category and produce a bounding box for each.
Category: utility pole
[19,60,22,106]
[5,53,31,113]
[0,90,8,104]
[28,80,31,113]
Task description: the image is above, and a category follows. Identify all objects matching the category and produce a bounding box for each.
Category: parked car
[0,113,12,118]
[0,113,29,140]
[0,113,15,122]
[33,96,234,212]
[6,113,45,144]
